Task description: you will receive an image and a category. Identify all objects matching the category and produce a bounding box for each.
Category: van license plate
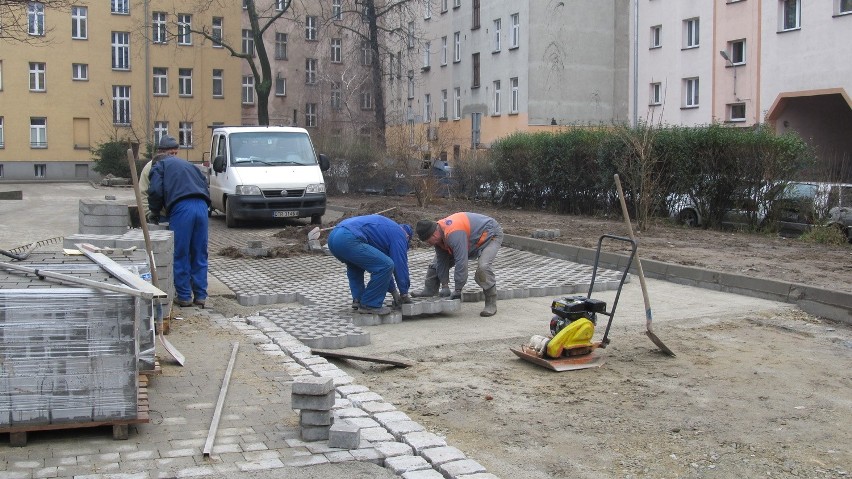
[273,210,298,218]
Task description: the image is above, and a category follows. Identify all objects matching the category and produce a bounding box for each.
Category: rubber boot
[411,264,440,297]
[480,286,497,317]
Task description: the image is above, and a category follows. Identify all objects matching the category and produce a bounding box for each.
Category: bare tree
[0,0,73,43]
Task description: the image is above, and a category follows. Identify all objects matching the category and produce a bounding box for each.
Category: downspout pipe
[633,0,639,127]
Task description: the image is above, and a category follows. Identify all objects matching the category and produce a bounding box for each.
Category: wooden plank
[75,243,167,298]
[203,342,240,457]
[311,349,414,368]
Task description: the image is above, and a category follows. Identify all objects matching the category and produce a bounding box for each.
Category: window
[471,112,481,148]
[113,85,131,124]
[331,38,342,63]
[728,103,746,122]
[153,67,168,95]
[781,0,800,30]
[423,94,431,122]
[305,103,317,127]
[454,0,461,7]
[510,77,519,113]
[422,41,431,68]
[178,68,192,96]
[493,19,501,52]
[684,77,699,107]
[453,31,461,62]
[332,0,342,20]
[275,76,286,96]
[472,53,480,88]
[361,90,374,110]
[389,53,395,83]
[440,89,448,119]
[29,62,46,91]
[684,18,699,48]
[71,63,89,81]
[212,69,223,98]
[242,75,254,104]
[425,0,432,19]
[331,82,342,110]
[111,0,128,14]
[306,16,317,41]
[212,17,223,47]
[179,122,193,148]
[362,41,373,66]
[441,36,448,65]
[30,118,47,148]
[154,121,168,145]
[71,6,87,40]
[28,2,45,36]
[840,0,852,14]
[493,80,501,115]
[442,0,448,13]
[275,33,288,60]
[152,12,167,44]
[178,14,192,45]
[407,70,415,99]
[275,0,286,11]
[112,32,130,70]
[650,25,661,48]
[728,39,746,64]
[34,164,47,177]
[0,117,4,149]
[306,58,317,84]
[510,13,520,48]
[650,82,662,105]
[472,0,480,28]
[242,29,254,56]
[408,22,415,49]
[453,87,461,119]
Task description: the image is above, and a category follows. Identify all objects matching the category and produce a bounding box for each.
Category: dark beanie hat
[416,220,437,241]
[158,135,179,150]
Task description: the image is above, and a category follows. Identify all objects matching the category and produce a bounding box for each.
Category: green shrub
[92,140,133,178]
[799,225,849,246]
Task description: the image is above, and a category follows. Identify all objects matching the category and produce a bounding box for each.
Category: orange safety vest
[437,212,488,254]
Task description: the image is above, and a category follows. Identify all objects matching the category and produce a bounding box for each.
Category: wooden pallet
[1,375,150,447]
[139,359,162,376]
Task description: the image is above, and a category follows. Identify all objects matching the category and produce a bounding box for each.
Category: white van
[207,126,330,228]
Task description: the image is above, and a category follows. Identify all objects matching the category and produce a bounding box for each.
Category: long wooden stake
[203,342,240,457]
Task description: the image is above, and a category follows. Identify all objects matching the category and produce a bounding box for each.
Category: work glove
[147,213,160,225]
[439,286,451,298]
[450,290,462,300]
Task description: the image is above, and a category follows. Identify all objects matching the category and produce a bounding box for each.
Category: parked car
[824,183,852,242]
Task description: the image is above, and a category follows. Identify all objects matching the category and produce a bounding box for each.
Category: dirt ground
[208,193,851,479]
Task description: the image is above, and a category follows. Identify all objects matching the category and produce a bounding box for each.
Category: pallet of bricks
[0,250,157,446]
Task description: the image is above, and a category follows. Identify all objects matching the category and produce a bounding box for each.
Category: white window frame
[212,69,223,98]
[0,117,4,149]
[29,62,46,91]
[781,0,801,30]
[493,80,501,115]
[306,58,317,84]
[178,14,192,45]
[111,0,129,14]
[684,18,700,48]
[275,0,286,11]
[424,0,432,19]
[650,82,662,105]
[332,0,342,21]
[152,12,168,44]
[408,22,415,49]
[650,25,661,48]
[839,0,852,14]
[361,90,374,110]
[275,76,286,96]
[362,41,373,65]
[306,16,317,41]
[179,122,193,148]
[728,39,746,64]
[493,19,501,52]
[407,70,414,99]
[331,38,342,63]
[453,31,461,62]
[112,85,131,125]
[178,68,192,97]
[454,0,461,7]
[242,29,254,56]
[34,164,47,177]
[684,77,699,107]
[331,82,342,110]
[28,2,45,36]
[453,87,461,120]
[306,103,317,127]
[112,32,130,70]
[442,0,448,13]
[441,89,448,119]
[212,17,223,48]
[423,41,431,68]
[510,13,520,48]
[153,67,168,96]
[154,121,168,145]
[441,36,448,65]
[728,103,746,122]
[423,93,431,122]
[275,32,288,60]
[30,118,47,148]
[242,75,255,104]
[510,77,519,113]
[72,6,87,40]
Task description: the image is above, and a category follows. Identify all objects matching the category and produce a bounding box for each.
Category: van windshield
[229,132,316,166]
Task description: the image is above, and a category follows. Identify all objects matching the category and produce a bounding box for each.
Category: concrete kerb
[502,235,852,325]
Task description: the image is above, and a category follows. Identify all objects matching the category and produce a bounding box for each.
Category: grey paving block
[291,376,334,396]
[374,440,414,458]
[384,455,433,474]
[438,459,487,477]
[299,410,333,426]
[401,469,446,479]
[327,420,360,449]
[291,392,335,411]
[300,426,330,441]
[420,446,467,466]
[374,410,412,426]
[402,431,447,453]
[385,420,425,440]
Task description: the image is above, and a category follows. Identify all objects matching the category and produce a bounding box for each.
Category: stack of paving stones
[531,228,561,240]
[78,198,131,235]
[208,248,625,351]
[292,375,361,450]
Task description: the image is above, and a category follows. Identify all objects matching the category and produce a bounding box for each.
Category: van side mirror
[318,153,331,172]
[213,155,226,173]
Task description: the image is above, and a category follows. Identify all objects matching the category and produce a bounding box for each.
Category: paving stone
[420,446,467,466]
[361,401,397,414]
[455,473,501,479]
[359,426,395,442]
[374,440,414,458]
[401,469,446,479]
[291,391,335,410]
[327,420,360,449]
[374,410,412,426]
[385,420,426,440]
[299,409,333,426]
[438,459,487,477]
[403,431,447,453]
[384,455,433,474]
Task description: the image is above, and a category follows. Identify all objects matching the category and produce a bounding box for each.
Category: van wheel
[311,214,322,225]
[225,198,239,228]
[677,209,699,227]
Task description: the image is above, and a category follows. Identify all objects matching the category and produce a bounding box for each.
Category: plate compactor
[511,234,637,371]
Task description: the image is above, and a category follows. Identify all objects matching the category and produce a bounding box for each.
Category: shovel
[306,206,398,242]
[614,174,676,357]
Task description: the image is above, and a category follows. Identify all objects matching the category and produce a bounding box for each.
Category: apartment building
[386,0,630,159]
[633,0,852,178]
[0,1,243,182]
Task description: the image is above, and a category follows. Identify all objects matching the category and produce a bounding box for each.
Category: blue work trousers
[327,227,394,309]
[169,198,208,302]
